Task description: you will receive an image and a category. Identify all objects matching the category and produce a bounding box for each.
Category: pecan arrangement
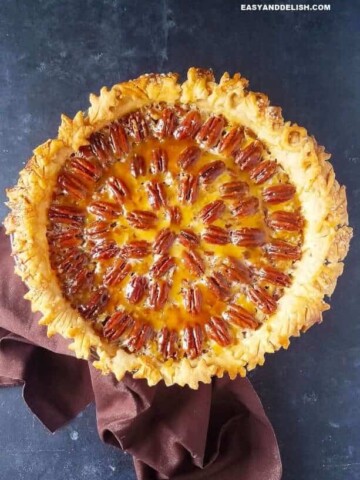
[5,69,352,388]
[45,103,307,357]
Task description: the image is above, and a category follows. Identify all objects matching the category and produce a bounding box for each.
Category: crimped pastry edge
[4,67,352,389]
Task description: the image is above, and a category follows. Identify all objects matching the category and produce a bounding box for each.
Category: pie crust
[4,68,352,388]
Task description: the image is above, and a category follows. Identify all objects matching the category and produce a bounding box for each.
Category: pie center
[47,105,304,360]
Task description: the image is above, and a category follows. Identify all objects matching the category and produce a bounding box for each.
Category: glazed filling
[47,105,304,360]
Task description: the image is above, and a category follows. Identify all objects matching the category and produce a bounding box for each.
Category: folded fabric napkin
[0,227,281,479]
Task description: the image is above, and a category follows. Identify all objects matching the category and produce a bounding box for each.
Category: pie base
[5,68,352,388]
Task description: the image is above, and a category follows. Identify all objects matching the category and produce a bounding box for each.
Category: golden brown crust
[4,68,352,388]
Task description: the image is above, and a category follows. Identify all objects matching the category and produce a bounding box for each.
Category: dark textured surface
[0,1,359,479]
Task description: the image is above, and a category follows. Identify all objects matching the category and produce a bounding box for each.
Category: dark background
[0,1,359,479]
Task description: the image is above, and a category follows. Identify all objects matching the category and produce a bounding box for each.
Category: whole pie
[5,68,352,388]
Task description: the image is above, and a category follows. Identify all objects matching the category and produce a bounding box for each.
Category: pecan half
[103,311,134,341]
[264,239,301,260]
[196,115,225,148]
[178,229,200,248]
[158,327,177,359]
[183,285,202,314]
[126,275,148,304]
[151,255,175,278]
[234,141,262,170]
[199,200,225,224]
[66,267,93,296]
[182,249,205,277]
[58,172,88,200]
[221,257,251,284]
[249,160,277,185]
[255,265,291,287]
[206,272,231,301]
[231,228,265,247]
[178,145,202,170]
[48,205,85,225]
[127,210,157,229]
[88,201,122,219]
[174,110,202,140]
[121,240,151,258]
[55,249,88,275]
[149,281,170,310]
[127,111,149,142]
[199,160,226,184]
[157,108,177,138]
[126,322,153,352]
[179,174,199,204]
[107,176,129,202]
[225,304,258,329]
[233,197,259,217]
[91,240,120,260]
[247,285,277,314]
[86,220,109,240]
[153,228,176,255]
[90,132,113,166]
[109,122,129,156]
[220,181,249,200]
[168,206,182,225]
[78,287,109,319]
[78,144,94,160]
[205,316,232,346]
[130,154,146,178]
[183,324,203,359]
[151,148,168,173]
[267,211,304,231]
[146,180,167,209]
[103,258,131,286]
[202,225,229,245]
[48,228,82,249]
[68,156,102,183]
[219,127,244,155]
[262,184,296,204]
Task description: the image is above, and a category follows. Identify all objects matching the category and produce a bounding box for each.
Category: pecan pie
[4,68,352,388]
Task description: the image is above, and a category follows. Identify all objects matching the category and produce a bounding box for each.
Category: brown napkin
[0,227,282,479]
